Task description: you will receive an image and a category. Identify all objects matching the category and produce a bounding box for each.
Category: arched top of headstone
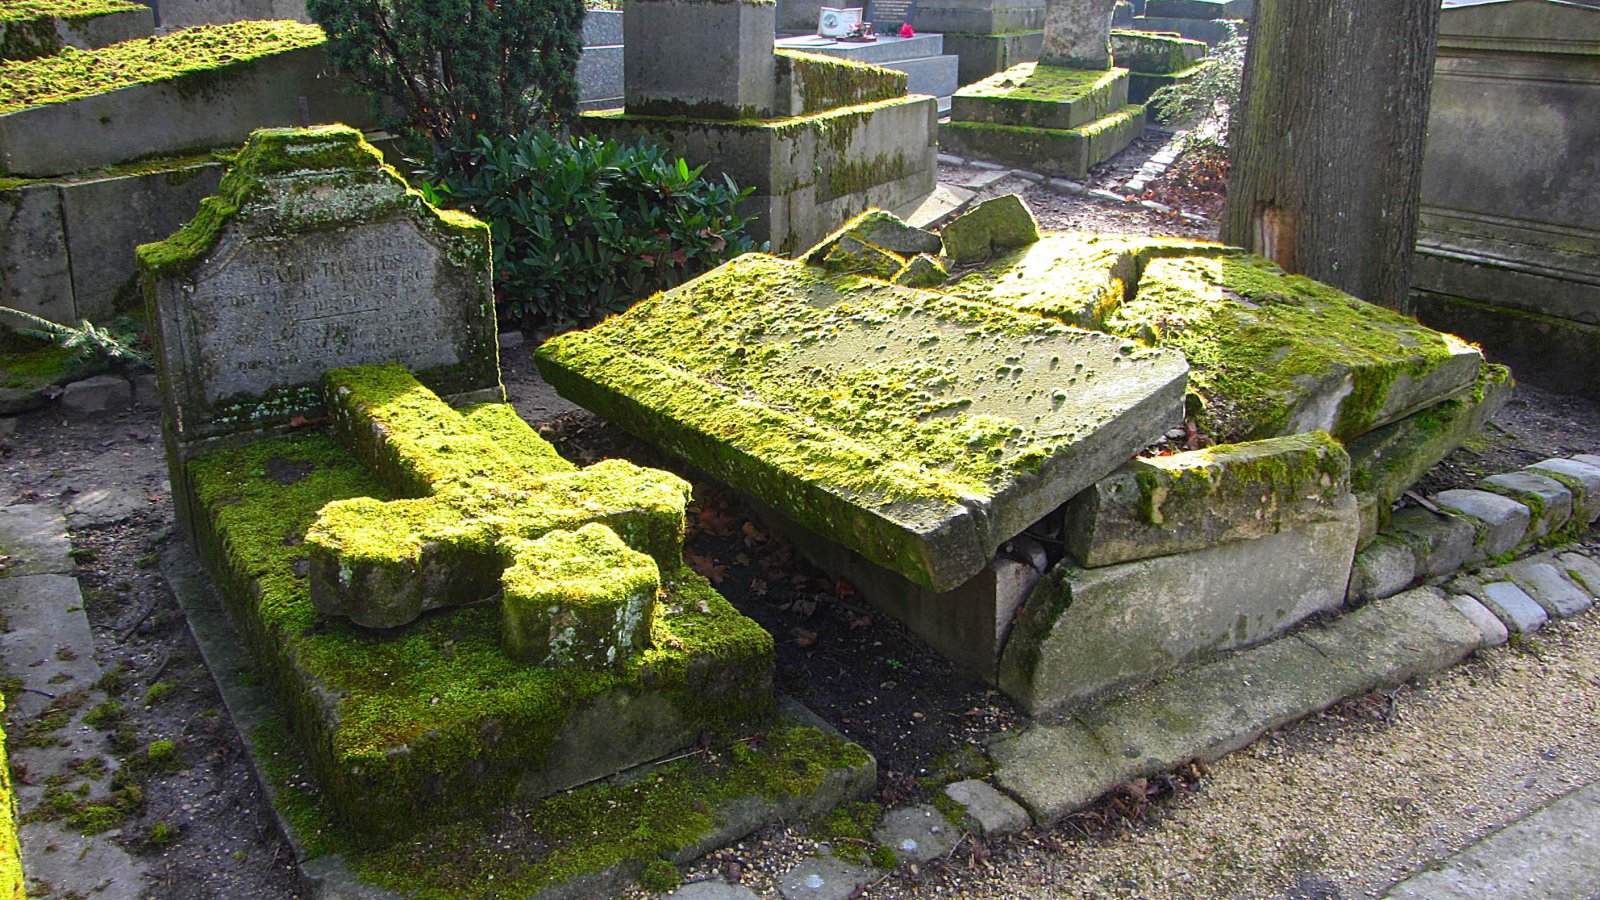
[138,125,502,452]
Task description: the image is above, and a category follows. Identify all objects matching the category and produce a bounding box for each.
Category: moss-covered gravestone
[138,125,501,456]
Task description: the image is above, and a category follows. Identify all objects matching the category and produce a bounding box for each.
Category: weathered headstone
[1040,0,1118,69]
[624,0,777,118]
[137,126,501,453]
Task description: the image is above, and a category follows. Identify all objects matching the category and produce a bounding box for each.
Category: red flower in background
[900,23,914,37]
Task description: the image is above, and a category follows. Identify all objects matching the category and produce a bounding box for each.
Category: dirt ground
[3,156,1599,899]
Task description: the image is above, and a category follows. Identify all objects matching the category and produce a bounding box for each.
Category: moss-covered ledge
[776,49,907,116]
[0,20,324,114]
[0,0,150,62]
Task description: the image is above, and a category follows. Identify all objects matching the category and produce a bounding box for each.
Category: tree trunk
[1221,0,1441,311]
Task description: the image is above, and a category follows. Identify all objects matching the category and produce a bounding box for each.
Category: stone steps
[940,62,1147,177]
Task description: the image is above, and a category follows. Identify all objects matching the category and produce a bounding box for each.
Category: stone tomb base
[940,63,1146,179]
[580,93,938,255]
[179,404,777,847]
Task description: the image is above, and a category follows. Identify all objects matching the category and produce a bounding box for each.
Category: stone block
[540,252,1187,593]
[1433,489,1532,559]
[1447,594,1509,648]
[1110,29,1207,74]
[0,26,375,178]
[998,495,1359,716]
[625,0,776,118]
[939,30,1045,87]
[804,208,942,265]
[1040,0,1118,68]
[1345,365,1512,535]
[1410,291,1600,401]
[776,854,874,900]
[0,182,73,324]
[1558,552,1600,597]
[1386,506,1476,578]
[1504,559,1593,618]
[939,193,1041,263]
[893,253,949,287]
[872,804,960,862]
[0,503,72,575]
[1476,581,1548,634]
[0,3,153,61]
[943,780,1030,837]
[1347,536,1417,605]
[59,374,131,418]
[1528,458,1600,524]
[141,127,501,452]
[1576,454,1600,469]
[951,64,1130,131]
[1064,431,1351,567]
[581,93,937,254]
[1479,471,1573,539]
[939,104,1146,179]
[1129,14,1246,45]
[58,157,228,322]
[147,0,309,28]
[501,524,661,668]
[913,0,1045,35]
[1144,0,1249,19]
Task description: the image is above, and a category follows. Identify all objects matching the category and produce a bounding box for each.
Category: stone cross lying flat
[304,363,690,668]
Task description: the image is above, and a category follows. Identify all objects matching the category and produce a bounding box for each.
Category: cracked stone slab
[776,853,874,900]
[65,484,153,527]
[0,503,73,576]
[992,587,1480,824]
[943,780,1031,837]
[538,253,1189,591]
[873,804,961,863]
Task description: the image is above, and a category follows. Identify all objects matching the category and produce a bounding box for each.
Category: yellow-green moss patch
[0,20,325,115]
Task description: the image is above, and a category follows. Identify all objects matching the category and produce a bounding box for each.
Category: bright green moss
[0,148,234,191]
[778,49,906,115]
[0,20,325,115]
[0,335,79,388]
[1109,29,1207,74]
[187,425,773,846]
[958,62,1119,102]
[460,402,575,476]
[0,0,144,23]
[1104,253,1468,442]
[0,697,21,899]
[500,524,660,668]
[1129,432,1350,527]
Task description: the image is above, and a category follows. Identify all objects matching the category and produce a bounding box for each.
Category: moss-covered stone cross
[304,363,689,668]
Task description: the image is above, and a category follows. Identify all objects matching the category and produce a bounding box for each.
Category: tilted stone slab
[1063,430,1351,567]
[1110,29,1208,75]
[999,494,1359,716]
[1345,365,1512,538]
[140,126,501,450]
[0,22,374,177]
[1108,254,1487,443]
[307,364,689,631]
[537,252,1189,591]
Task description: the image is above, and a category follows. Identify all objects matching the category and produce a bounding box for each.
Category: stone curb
[988,586,1492,825]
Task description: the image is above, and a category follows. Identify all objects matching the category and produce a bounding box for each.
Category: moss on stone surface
[1109,29,1207,74]
[1103,253,1474,442]
[276,718,866,898]
[957,62,1118,102]
[500,524,660,668]
[186,423,774,845]
[1127,431,1350,527]
[0,20,324,115]
[136,126,487,285]
[778,49,906,115]
[0,697,22,899]
[0,0,143,23]
[939,193,1041,264]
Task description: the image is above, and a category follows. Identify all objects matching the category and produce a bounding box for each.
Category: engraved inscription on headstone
[139,125,500,451]
[867,0,915,30]
[183,221,460,406]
